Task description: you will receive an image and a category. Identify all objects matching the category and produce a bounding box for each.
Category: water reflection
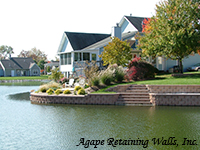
[8,92,30,100]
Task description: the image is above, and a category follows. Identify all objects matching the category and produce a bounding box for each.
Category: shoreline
[0,79,50,83]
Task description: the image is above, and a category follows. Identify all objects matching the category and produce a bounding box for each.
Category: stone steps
[126,90,149,93]
[116,85,153,106]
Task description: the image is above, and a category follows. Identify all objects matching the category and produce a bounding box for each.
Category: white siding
[183,54,200,71]
[65,37,73,52]
[121,19,138,33]
[165,59,177,71]
[60,65,72,72]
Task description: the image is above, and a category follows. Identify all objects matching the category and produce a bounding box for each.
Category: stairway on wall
[116,84,153,106]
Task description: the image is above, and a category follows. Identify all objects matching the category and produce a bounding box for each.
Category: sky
[0,0,161,60]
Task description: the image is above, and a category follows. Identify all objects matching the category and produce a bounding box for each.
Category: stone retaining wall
[30,84,200,106]
[30,93,119,105]
[148,85,200,106]
[147,85,200,93]
[150,93,200,106]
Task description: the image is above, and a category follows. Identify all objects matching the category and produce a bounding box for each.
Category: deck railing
[73,60,106,77]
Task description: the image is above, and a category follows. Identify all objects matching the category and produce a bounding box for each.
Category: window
[74,52,90,61]
[92,54,96,61]
[60,54,64,65]
[83,53,90,61]
[64,54,67,65]
[67,53,71,64]
[74,53,82,61]
[33,69,38,75]
[60,53,71,65]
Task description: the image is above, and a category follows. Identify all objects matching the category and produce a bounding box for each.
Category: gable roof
[121,16,146,32]
[65,32,110,50]
[11,57,35,69]
[0,59,21,69]
[84,31,138,50]
[0,57,38,70]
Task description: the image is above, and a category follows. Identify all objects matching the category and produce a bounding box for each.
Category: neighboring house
[0,57,40,77]
[57,15,200,77]
[44,61,59,74]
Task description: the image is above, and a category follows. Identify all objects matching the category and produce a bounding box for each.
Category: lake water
[0,83,200,150]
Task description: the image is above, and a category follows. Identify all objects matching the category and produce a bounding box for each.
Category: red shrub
[127,57,158,81]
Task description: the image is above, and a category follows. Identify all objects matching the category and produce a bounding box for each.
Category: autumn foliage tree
[99,37,132,67]
[18,47,47,63]
[137,0,200,73]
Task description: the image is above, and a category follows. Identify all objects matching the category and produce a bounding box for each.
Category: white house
[57,15,200,77]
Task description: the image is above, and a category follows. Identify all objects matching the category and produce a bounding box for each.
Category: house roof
[11,57,36,69]
[0,59,21,69]
[84,31,138,50]
[122,16,147,32]
[65,32,110,50]
[0,57,38,70]
[44,61,59,67]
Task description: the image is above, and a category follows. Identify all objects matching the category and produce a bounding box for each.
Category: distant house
[57,15,200,77]
[0,57,40,77]
[44,61,59,74]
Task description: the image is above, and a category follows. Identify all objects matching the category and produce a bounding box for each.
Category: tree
[0,45,14,59]
[137,0,200,73]
[17,50,30,58]
[99,37,132,67]
[48,67,63,82]
[37,60,46,70]
[18,47,47,63]
[47,66,51,72]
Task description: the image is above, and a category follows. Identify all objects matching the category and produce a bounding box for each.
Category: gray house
[44,61,59,74]
[0,57,40,77]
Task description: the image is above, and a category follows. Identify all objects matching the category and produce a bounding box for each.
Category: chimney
[111,23,122,40]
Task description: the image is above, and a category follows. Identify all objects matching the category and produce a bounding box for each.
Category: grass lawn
[0,75,49,80]
[135,72,200,85]
[93,72,200,93]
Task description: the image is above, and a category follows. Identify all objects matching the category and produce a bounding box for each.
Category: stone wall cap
[149,93,200,96]
[30,93,85,97]
[147,85,200,86]
[88,93,119,96]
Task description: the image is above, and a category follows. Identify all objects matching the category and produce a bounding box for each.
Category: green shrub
[55,89,63,95]
[63,89,72,94]
[77,88,86,95]
[74,86,82,91]
[115,71,124,82]
[115,67,125,83]
[91,76,100,86]
[46,88,54,95]
[101,73,112,85]
[35,90,39,93]
[84,84,90,89]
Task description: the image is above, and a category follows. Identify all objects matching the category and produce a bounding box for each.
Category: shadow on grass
[151,77,166,80]
[172,74,200,79]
